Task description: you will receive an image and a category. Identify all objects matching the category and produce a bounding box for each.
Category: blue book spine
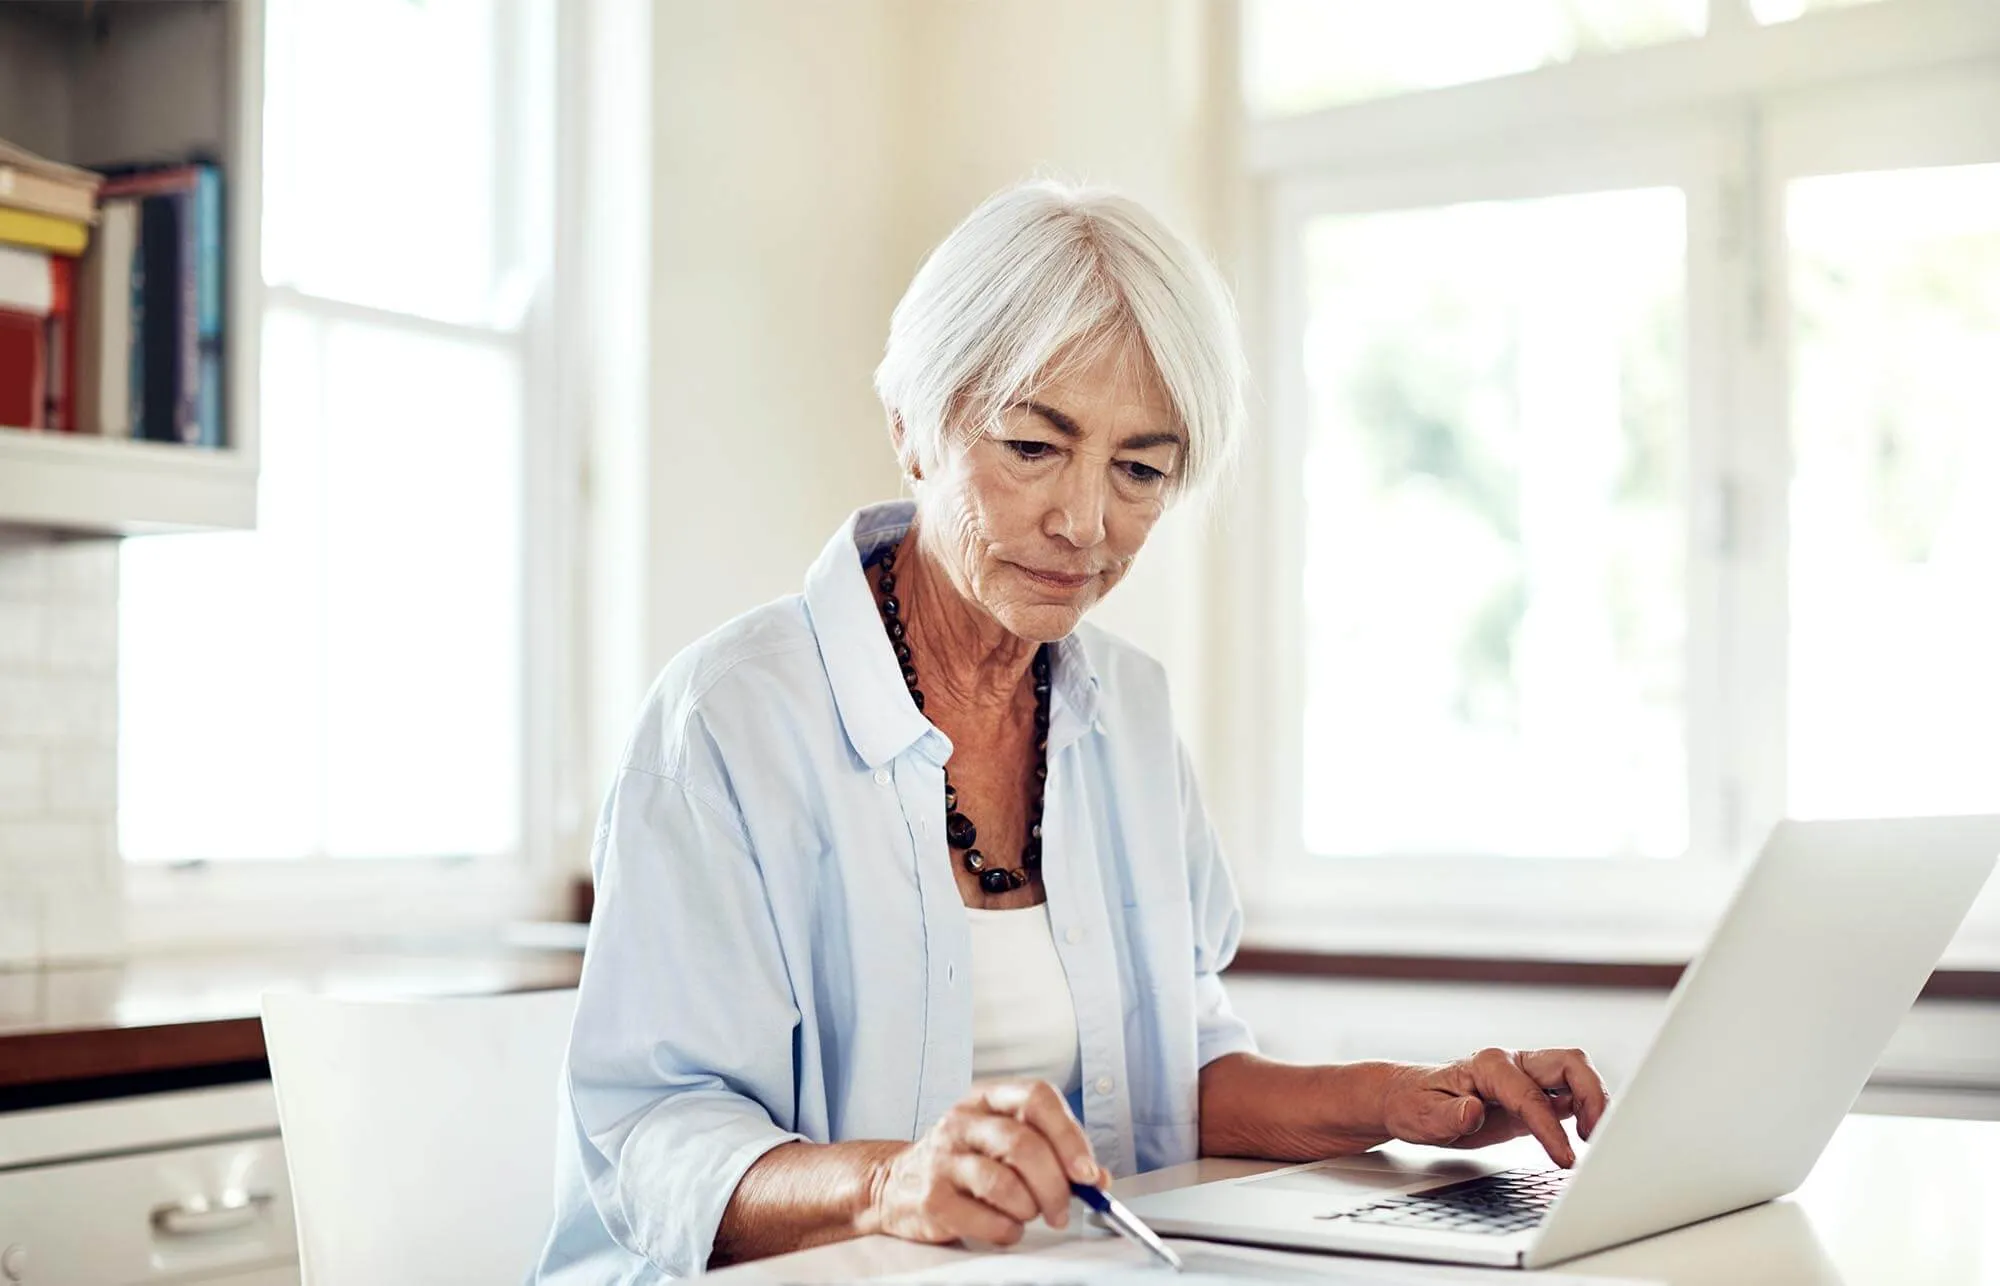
[197,348,221,448]
[196,166,221,337]
[173,188,199,444]
[128,214,148,441]
[196,165,224,447]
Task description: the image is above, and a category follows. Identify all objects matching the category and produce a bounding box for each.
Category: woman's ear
[889,414,923,482]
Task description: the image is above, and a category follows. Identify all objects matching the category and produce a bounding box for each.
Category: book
[0,205,89,256]
[136,195,182,443]
[0,137,103,223]
[0,243,54,314]
[45,256,76,431]
[128,210,147,441]
[0,163,97,223]
[103,163,221,447]
[0,308,46,429]
[76,198,138,437]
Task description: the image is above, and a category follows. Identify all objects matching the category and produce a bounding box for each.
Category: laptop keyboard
[1316,1168,1570,1237]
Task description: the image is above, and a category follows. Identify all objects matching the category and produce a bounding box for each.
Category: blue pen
[1071,1181,1184,1272]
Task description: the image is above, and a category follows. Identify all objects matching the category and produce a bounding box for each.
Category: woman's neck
[895,517,1038,718]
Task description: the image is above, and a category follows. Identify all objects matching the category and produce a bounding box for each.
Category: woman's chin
[993,600,1091,644]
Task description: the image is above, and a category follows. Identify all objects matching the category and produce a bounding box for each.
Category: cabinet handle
[150,1190,274,1237]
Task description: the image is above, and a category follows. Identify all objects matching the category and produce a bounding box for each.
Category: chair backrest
[261,987,577,1286]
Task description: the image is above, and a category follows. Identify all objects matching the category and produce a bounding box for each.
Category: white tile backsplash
[0,744,43,818]
[44,745,117,818]
[0,674,117,743]
[0,600,44,666]
[0,818,105,876]
[0,542,48,599]
[0,538,121,966]
[44,600,118,675]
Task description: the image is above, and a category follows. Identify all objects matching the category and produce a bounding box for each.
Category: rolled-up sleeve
[1177,740,1260,1068]
[564,765,804,1277]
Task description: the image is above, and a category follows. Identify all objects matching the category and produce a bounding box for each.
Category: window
[118,0,557,865]
[1244,0,1704,117]
[1240,0,2000,943]
[1784,165,2000,819]
[1750,0,1889,25]
[1300,190,1688,860]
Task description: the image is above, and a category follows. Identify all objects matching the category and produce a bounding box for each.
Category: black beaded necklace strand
[868,541,1048,896]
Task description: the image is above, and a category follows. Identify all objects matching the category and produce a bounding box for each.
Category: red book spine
[0,308,48,429]
[100,166,202,200]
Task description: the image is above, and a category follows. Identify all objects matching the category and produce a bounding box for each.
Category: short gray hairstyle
[875,180,1245,502]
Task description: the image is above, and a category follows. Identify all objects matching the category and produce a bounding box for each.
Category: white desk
[707,1114,2000,1284]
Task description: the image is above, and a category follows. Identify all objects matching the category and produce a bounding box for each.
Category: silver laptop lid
[1529,814,2000,1268]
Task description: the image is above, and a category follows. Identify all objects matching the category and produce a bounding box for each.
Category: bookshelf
[0,0,261,536]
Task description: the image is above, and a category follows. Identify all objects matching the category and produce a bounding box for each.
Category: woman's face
[914,337,1184,644]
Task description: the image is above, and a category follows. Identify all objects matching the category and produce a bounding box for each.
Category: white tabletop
[706,1113,2000,1284]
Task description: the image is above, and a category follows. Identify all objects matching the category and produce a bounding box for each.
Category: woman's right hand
[865,1080,1111,1247]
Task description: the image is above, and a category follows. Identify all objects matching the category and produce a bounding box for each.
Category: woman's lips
[1014,564,1093,590]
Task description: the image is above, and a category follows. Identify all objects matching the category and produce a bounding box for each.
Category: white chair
[261,987,578,1286]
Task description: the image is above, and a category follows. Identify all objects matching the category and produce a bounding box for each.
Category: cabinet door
[195,1264,300,1286]
[194,1269,301,1286]
[0,1134,297,1285]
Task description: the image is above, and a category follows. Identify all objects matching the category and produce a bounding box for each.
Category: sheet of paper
[850,1234,1659,1285]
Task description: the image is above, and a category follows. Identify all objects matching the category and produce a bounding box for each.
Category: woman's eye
[1007,440,1053,460]
[1122,461,1166,484]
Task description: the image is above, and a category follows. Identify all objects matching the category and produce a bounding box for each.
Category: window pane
[1300,189,1688,858]
[120,309,523,862]
[1786,164,2000,819]
[1750,0,1889,25]
[319,320,523,858]
[119,312,325,863]
[121,309,523,861]
[1244,0,1705,117]
[262,0,505,321]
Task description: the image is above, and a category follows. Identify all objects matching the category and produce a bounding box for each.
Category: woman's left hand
[1379,1047,1610,1168]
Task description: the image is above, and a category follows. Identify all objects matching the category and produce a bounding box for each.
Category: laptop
[1122,814,2000,1269]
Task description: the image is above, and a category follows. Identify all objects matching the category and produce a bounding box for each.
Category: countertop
[0,940,582,1104]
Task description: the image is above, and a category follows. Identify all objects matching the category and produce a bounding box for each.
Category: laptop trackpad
[1239,1155,1494,1198]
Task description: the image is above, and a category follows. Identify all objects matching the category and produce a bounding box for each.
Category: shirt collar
[803,500,1104,768]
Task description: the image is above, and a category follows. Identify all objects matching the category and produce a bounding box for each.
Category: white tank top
[965,902,1083,1094]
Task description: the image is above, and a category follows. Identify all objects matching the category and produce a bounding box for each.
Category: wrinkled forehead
[1007,330,1183,437]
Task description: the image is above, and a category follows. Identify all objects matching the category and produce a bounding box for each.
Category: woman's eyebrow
[1023,400,1084,438]
[1022,401,1184,453]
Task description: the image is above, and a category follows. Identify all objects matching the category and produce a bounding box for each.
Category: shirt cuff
[611,1093,805,1277]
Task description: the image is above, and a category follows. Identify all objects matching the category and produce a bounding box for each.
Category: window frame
[121,0,577,946]
[1232,0,2000,962]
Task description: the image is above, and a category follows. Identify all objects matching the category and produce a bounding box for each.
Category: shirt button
[1094,1076,1114,1095]
[874,769,891,787]
[1064,926,1085,945]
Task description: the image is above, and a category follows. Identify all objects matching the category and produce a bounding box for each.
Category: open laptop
[1123,814,2000,1269]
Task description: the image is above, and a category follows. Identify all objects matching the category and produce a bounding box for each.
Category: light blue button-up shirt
[537,501,1257,1282]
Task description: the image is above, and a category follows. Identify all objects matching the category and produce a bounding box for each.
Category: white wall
[628,0,1245,799]
[898,0,1235,771]
[643,0,909,676]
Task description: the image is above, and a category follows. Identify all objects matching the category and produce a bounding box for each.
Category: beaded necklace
[867,541,1047,895]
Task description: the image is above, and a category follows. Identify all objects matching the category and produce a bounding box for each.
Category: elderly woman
[537,182,1608,1282]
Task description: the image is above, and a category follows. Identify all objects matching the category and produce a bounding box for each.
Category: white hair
[874,180,1245,502]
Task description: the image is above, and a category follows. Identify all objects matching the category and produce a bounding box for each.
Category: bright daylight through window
[118,0,546,863]
[1253,0,2000,875]
[1785,164,2000,821]
[1243,0,1706,117]
[1300,191,1688,860]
